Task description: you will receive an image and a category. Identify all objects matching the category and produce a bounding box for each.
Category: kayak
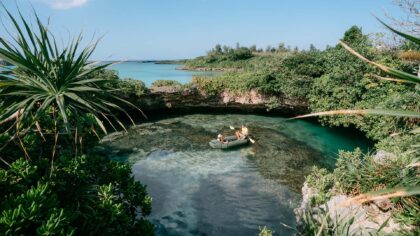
[209,135,249,149]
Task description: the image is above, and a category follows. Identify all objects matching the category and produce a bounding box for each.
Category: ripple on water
[102,114,370,236]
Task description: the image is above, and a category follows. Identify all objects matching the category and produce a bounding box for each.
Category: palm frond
[293,109,420,119]
[375,16,420,45]
[339,41,420,84]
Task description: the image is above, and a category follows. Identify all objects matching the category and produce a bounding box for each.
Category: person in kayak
[217,134,227,143]
[235,125,249,140]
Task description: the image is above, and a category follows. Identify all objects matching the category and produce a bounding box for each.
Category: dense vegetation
[0,8,154,235]
[0,155,153,235]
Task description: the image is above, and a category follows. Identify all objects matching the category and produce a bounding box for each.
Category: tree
[250,45,257,52]
[309,44,318,52]
[214,44,222,54]
[229,47,253,60]
[223,45,230,53]
[277,43,289,53]
[342,26,369,46]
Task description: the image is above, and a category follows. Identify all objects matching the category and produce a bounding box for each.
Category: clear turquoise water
[103,114,371,236]
[109,62,218,87]
[2,62,216,87]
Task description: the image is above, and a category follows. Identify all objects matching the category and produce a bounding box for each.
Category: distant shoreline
[99,59,188,64]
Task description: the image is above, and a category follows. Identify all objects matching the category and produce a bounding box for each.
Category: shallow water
[103,114,370,236]
[109,62,218,86]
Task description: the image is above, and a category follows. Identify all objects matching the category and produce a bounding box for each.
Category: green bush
[229,47,253,60]
[282,50,326,77]
[114,78,149,96]
[333,147,418,195]
[0,155,154,235]
[151,80,182,88]
[332,145,419,226]
[88,69,149,96]
[305,166,334,205]
[190,73,251,95]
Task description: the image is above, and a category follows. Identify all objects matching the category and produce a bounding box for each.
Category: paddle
[229,126,255,144]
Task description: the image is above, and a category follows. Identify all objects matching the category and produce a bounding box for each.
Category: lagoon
[109,62,218,87]
[103,114,370,236]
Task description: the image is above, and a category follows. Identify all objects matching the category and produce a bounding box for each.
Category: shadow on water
[101,114,372,236]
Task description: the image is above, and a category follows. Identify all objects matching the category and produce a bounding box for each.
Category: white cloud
[41,0,89,10]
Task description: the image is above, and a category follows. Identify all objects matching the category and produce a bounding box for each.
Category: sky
[0,0,406,60]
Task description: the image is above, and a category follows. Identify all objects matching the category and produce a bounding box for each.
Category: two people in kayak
[217,125,249,143]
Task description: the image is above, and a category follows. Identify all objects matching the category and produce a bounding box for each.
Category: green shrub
[305,166,334,205]
[332,146,419,226]
[229,47,253,60]
[333,148,418,194]
[0,155,154,235]
[190,73,250,95]
[151,80,182,88]
[282,50,326,77]
[114,78,149,96]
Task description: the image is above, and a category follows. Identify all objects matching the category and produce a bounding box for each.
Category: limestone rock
[123,87,309,115]
[373,150,396,164]
[294,182,319,227]
[373,199,392,212]
[295,181,411,235]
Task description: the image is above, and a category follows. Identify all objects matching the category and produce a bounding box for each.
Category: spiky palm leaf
[293,109,420,119]
[0,7,139,158]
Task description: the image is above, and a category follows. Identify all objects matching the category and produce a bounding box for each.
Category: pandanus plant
[0,7,140,166]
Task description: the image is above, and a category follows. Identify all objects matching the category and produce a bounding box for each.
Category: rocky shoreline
[176,65,242,72]
[121,85,309,117]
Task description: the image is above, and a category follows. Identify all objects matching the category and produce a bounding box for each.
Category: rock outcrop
[176,66,240,72]
[295,151,414,235]
[123,86,309,116]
